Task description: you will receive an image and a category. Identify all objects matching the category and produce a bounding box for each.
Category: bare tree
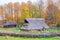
[38,0,44,18]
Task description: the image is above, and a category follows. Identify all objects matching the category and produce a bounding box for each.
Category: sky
[0,0,37,5]
[0,0,48,6]
[0,0,58,5]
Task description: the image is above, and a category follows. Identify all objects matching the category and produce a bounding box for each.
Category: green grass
[0,28,20,33]
[0,36,60,40]
[0,27,60,40]
[0,28,60,34]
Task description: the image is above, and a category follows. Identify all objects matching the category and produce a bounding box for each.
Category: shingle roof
[4,22,17,25]
[21,18,49,30]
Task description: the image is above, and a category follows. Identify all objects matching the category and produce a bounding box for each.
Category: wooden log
[0,32,60,38]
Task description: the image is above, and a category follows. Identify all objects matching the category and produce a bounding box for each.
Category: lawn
[0,27,60,34]
[0,36,60,40]
[0,26,60,40]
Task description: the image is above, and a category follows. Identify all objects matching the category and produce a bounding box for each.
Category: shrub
[57,24,60,27]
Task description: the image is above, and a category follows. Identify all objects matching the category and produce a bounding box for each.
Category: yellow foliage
[23,6,29,11]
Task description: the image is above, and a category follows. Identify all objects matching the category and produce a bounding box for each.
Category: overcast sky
[0,0,58,5]
[0,0,38,5]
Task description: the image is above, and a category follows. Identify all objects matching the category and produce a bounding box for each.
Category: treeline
[0,0,60,26]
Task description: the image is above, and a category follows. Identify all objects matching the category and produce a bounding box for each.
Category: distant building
[3,22,17,28]
[21,18,49,31]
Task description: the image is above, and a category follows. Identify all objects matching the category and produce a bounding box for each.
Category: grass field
[0,36,60,40]
[0,27,60,40]
[0,28,60,34]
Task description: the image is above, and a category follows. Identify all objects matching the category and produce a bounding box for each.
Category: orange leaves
[45,2,60,26]
[7,14,13,22]
[0,1,60,26]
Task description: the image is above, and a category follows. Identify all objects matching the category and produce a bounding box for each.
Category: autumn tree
[37,0,44,18]
[0,6,5,24]
[27,1,38,18]
[56,0,60,25]
[20,2,28,22]
[45,0,58,27]
[14,2,21,23]
[6,2,14,22]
